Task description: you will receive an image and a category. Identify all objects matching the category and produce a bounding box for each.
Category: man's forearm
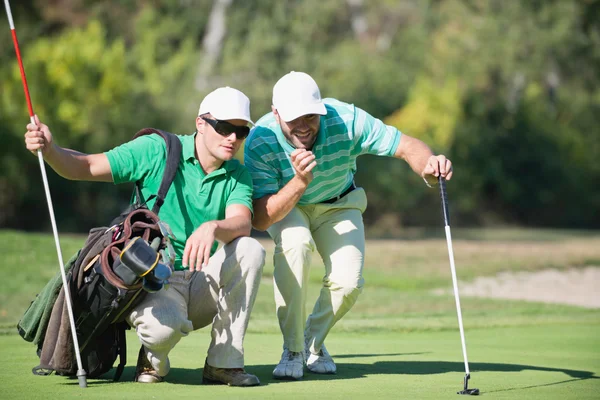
[44,145,112,182]
[393,135,434,177]
[252,176,308,231]
[214,216,253,244]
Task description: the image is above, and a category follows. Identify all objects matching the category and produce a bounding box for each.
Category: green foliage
[0,6,204,230]
[385,76,462,150]
[25,21,130,140]
[0,0,599,231]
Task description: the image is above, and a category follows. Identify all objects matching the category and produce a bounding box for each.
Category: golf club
[439,176,479,395]
[3,0,87,388]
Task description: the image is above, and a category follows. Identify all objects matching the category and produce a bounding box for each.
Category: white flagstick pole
[3,0,87,388]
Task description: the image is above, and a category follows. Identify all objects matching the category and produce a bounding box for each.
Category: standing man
[244,72,453,380]
[24,87,265,387]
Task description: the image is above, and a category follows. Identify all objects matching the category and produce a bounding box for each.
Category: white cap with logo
[198,87,254,124]
[272,71,327,122]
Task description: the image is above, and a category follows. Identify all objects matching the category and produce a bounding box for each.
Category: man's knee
[133,311,192,349]
[331,279,364,308]
[233,236,266,273]
[342,284,363,305]
[276,226,314,256]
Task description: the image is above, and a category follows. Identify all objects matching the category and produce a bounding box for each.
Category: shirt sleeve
[226,166,254,214]
[104,134,166,185]
[244,128,281,199]
[352,105,402,157]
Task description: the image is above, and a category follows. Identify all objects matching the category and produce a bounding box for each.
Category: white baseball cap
[198,87,254,124]
[272,71,327,122]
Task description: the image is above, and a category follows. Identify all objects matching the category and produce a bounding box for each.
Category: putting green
[1,324,598,399]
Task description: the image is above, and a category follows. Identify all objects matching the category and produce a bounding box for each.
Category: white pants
[267,188,368,354]
[126,236,265,376]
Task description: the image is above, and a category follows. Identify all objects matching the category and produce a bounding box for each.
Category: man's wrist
[291,174,311,189]
[43,143,59,160]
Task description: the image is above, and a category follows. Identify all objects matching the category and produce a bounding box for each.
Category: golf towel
[17,251,79,346]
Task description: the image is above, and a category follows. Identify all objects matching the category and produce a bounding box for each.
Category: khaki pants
[126,236,265,376]
[267,188,368,354]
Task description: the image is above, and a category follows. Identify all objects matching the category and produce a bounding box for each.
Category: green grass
[0,228,599,398]
[1,327,598,399]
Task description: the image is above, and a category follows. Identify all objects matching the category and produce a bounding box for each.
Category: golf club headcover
[120,237,172,292]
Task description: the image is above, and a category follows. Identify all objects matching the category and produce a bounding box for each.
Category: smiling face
[195,115,248,171]
[273,106,321,150]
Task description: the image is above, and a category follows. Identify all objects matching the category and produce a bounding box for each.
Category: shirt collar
[182,132,197,161]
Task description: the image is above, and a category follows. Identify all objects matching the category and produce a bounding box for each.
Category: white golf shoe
[272,348,304,380]
[306,343,336,374]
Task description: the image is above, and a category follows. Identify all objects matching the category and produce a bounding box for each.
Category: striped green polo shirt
[244,98,402,204]
[106,133,253,270]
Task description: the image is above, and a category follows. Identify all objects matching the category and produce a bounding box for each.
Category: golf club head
[458,374,479,395]
[457,388,479,395]
[141,262,172,293]
[119,237,172,292]
[157,220,176,240]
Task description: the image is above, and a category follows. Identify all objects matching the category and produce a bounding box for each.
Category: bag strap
[132,128,183,214]
[112,325,127,382]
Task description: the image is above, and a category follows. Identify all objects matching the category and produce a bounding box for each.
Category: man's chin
[217,151,236,161]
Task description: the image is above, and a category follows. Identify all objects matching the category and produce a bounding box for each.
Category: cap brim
[278,102,327,122]
[210,111,254,125]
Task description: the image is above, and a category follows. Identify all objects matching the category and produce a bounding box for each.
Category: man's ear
[196,116,204,134]
[272,106,280,123]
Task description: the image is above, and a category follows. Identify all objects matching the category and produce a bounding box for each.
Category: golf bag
[17,128,182,381]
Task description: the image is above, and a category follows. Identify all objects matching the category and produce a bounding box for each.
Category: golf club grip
[439,176,450,226]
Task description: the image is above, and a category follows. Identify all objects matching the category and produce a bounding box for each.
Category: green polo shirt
[105,133,253,270]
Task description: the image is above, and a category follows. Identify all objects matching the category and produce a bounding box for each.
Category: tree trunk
[195,0,233,91]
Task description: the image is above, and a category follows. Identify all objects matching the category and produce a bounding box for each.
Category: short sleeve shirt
[244,98,402,204]
[105,133,253,270]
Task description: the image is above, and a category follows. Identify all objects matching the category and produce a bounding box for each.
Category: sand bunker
[434,266,600,308]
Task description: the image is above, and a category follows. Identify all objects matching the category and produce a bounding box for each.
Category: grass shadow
[80,354,597,393]
[61,366,205,386]
[251,358,598,392]
[334,352,429,359]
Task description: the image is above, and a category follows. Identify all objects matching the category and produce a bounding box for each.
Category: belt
[320,183,356,204]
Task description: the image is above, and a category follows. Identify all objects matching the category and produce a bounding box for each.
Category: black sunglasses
[201,117,250,140]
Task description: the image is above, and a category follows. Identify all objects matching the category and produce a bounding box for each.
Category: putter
[439,176,479,395]
[3,0,87,388]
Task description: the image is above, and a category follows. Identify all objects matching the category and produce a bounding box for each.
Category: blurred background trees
[1,0,598,233]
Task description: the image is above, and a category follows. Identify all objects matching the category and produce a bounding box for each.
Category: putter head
[458,374,479,395]
[458,388,479,395]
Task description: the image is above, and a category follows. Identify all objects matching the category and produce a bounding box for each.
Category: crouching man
[24,87,265,386]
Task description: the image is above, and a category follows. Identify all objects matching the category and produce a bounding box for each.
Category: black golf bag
[17,128,182,381]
